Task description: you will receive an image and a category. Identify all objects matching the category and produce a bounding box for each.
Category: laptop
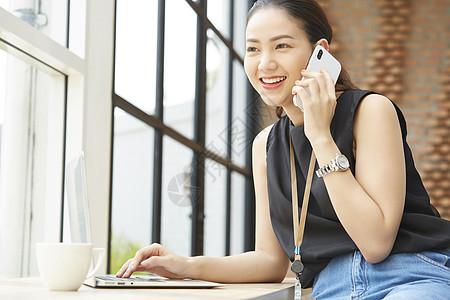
[65,152,224,288]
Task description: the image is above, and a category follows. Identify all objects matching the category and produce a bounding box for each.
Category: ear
[315,39,330,51]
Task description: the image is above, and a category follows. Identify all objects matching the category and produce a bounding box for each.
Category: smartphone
[293,45,341,111]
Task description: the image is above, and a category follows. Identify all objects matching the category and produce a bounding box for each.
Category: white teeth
[262,76,286,84]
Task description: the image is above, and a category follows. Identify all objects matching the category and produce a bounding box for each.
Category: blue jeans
[311,249,450,300]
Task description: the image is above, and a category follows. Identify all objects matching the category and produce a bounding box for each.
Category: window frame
[110,0,259,268]
[0,0,115,277]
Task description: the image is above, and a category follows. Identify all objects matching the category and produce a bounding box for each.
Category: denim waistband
[311,249,450,300]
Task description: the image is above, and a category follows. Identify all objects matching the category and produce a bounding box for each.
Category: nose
[258,52,277,72]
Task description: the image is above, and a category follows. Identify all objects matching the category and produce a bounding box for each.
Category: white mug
[36,242,104,291]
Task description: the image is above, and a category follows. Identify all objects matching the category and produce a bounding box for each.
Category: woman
[117,1,450,298]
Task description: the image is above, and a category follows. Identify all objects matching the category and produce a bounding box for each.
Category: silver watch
[316,154,349,178]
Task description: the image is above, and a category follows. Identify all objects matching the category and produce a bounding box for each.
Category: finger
[299,69,320,79]
[122,245,160,278]
[116,258,132,277]
[292,84,304,96]
[297,86,310,109]
[301,70,326,98]
[320,68,336,98]
[122,251,145,277]
[304,78,319,100]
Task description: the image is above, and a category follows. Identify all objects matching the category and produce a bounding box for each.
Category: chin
[260,96,278,107]
[261,94,291,108]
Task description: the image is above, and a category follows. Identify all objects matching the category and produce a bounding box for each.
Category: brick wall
[319,0,450,220]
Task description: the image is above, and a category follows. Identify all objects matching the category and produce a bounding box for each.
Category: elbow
[260,263,287,283]
[269,271,287,283]
[363,252,388,265]
[361,242,393,264]
[262,257,289,283]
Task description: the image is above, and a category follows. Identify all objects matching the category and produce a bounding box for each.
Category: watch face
[336,155,349,170]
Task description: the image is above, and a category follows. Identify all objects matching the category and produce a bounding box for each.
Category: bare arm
[117,125,289,283]
[295,69,405,264]
[189,124,289,282]
[312,96,405,263]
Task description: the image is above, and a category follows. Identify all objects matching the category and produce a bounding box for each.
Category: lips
[259,76,287,90]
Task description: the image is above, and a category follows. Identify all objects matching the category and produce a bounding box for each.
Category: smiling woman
[244,8,313,108]
[115,1,450,300]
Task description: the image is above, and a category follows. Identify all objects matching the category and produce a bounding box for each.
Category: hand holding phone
[293,45,341,111]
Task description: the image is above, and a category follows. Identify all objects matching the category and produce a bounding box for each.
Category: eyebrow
[246,34,295,43]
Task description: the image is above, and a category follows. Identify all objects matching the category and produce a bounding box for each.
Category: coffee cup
[36,242,104,291]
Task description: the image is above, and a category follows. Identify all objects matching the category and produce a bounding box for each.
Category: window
[110,0,259,273]
[0,0,113,279]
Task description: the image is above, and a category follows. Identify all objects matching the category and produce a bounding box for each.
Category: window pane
[205,30,229,160]
[204,158,227,256]
[231,60,250,168]
[163,0,196,139]
[0,47,65,277]
[230,172,245,254]
[207,0,230,40]
[114,0,157,114]
[161,137,193,256]
[110,108,154,274]
[0,0,69,50]
[233,0,247,60]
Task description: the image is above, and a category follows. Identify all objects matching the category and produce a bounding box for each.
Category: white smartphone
[293,45,341,111]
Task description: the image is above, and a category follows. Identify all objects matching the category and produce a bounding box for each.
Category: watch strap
[316,154,347,178]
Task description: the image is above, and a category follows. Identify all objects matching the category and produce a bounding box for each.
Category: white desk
[0,277,313,299]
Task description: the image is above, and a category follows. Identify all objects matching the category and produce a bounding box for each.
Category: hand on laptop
[116,243,189,279]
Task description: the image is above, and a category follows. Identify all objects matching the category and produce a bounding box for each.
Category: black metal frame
[108,0,259,270]
[152,0,166,245]
[59,0,73,243]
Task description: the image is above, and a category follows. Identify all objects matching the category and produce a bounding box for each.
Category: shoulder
[252,124,275,154]
[252,124,275,167]
[354,93,402,142]
[355,93,398,124]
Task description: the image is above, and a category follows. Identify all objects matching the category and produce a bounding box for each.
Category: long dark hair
[247,0,357,118]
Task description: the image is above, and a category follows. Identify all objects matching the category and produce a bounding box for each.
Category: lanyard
[289,134,316,299]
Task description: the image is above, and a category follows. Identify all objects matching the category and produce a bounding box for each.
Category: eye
[276,43,290,49]
[246,46,259,53]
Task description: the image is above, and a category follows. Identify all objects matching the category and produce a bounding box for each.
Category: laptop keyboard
[96,275,166,282]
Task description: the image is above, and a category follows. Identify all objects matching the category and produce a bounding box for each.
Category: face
[244,8,314,107]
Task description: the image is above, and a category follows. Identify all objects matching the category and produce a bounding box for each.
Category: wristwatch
[316,154,349,178]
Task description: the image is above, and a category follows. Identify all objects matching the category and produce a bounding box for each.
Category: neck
[282,102,304,126]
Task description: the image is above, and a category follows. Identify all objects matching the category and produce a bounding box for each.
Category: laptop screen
[66,152,92,244]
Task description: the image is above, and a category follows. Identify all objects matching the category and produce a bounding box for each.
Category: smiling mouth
[260,76,287,85]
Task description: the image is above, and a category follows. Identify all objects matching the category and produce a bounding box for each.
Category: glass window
[111,0,255,262]
[205,30,229,159]
[207,0,230,39]
[161,137,193,257]
[231,61,251,168]
[0,0,68,49]
[114,0,158,114]
[110,108,155,274]
[230,172,246,254]
[232,0,247,60]
[163,0,197,139]
[0,46,65,277]
[203,158,227,256]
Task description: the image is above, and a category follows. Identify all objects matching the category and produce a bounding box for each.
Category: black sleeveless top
[266,89,450,288]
